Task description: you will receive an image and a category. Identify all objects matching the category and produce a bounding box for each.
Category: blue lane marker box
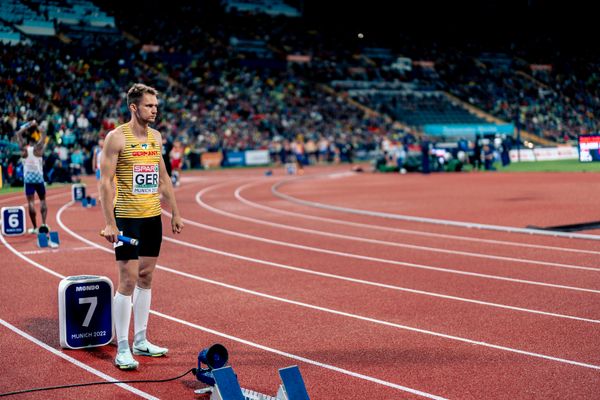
[58,275,114,349]
[72,183,86,202]
[1,206,26,236]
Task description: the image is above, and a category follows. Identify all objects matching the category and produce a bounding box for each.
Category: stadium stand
[1,0,599,184]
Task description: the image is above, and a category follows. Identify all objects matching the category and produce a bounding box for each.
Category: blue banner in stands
[424,124,514,136]
[225,151,245,167]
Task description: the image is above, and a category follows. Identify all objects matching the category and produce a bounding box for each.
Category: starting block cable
[0,368,196,397]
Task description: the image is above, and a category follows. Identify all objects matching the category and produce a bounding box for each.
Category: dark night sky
[301,0,596,41]
[96,0,598,48]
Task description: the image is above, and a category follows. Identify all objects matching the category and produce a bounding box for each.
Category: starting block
[284,163,297,175]
[81,196,97,208]
[38,231,60,248]
[276,366,309,400]
[195,365,309,400]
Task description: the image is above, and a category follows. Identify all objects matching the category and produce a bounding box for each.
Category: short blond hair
[127,83,158,106]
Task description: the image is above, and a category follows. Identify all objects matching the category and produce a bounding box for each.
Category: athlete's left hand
[172,215,184,234]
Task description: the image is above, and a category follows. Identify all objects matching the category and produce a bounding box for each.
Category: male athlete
[92,136,104,199]
[100,83,184,370]
[169,140,183,187]
[17,120,49,234]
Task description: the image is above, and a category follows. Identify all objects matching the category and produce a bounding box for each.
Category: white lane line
[167,182,600,323]
[0,319,158,399]
[0,238,156,399]
[174,194,600,295]
[236,180,600,256]
[50,203,447,399]
[1,231,66,280]
[0,188,71,207]
[0,193,25,204]
[21,246,97,255]
[272,177,600,241]
[55,201,600,374]
[197,184,599,273]
[150,310,448,400]
[162,234,600,324]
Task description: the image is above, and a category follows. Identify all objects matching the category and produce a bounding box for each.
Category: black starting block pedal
[37,231,60,248]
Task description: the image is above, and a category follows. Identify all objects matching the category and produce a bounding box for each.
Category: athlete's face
[132,94,158,123]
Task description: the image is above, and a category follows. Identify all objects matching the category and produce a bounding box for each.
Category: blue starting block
[37,231,60,248]
[195,366,245,400]
[81,197,97,207]
[276,366,310,400]
[195,365,309,400]
[285,163,297,175]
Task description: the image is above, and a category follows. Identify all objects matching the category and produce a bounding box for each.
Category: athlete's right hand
[101,225,119,243]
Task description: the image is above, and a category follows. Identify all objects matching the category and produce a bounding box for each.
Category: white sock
[133,286,151,344]
[113,292,132,352]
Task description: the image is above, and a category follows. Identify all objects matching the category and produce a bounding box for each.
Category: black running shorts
[114,215,162,260]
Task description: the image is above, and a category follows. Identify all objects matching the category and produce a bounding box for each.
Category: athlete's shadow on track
[25,317,113,361]
[26,317,60,347]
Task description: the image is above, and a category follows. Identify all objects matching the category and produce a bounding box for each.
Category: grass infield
[497,159,600,172]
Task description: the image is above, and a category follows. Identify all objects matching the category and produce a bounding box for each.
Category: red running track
[1,165,600,399]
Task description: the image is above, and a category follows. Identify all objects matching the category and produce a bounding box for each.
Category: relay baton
[100,231,139,246]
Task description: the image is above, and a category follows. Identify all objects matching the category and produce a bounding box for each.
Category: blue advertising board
[225,151,245,167]
[423,124,514,137]
[578,134,600,162]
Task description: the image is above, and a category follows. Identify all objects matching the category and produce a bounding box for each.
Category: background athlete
[17,120,49,234]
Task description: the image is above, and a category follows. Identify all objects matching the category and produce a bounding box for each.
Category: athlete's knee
[118,278,137,295]
[118,262,139,294]
[137,269,153,288]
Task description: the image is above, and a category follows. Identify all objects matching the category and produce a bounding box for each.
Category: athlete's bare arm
[153,130,183,234]
[33,127,47,157]
[100,127,125,243]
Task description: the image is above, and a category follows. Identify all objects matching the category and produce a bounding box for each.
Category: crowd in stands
[1,0,599,186]
[435,54,600,142]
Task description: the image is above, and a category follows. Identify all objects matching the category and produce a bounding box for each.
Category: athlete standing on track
[169,139,183,187]
[17,120,49,234]
[92,136,104,200]
[100,83,184,370]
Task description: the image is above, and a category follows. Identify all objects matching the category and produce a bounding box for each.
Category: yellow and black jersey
[114,124,162,218]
